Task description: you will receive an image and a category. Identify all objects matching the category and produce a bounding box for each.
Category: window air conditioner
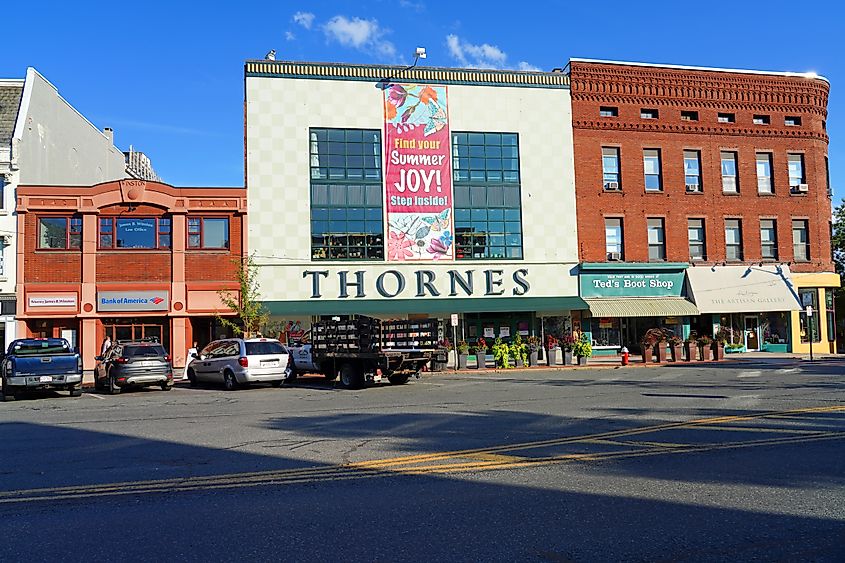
[798,183,809,193]
[608,252,622,261]
[686,184,701,192]
[604,182,620,191]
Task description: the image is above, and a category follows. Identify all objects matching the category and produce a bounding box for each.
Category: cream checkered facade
[245,62,579,315]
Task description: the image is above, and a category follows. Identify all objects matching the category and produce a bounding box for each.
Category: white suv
[187,338,291,390]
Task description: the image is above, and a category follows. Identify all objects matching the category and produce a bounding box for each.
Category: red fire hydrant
[621,346,629,366]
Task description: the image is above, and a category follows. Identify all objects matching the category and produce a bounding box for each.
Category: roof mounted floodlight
[377,46,427,89]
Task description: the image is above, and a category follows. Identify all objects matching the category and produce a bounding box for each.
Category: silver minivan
[187,338,290,390]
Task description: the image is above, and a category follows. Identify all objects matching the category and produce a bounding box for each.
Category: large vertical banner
[383,84,453,261]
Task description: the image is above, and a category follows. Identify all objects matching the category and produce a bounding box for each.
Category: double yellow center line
[1,405,842,505]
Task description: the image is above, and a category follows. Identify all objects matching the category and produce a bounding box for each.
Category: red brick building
[16,179,246,370]
[568,59,837,354]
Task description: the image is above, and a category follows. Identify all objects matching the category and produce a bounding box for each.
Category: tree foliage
[832,199,845,281]
[217,253,269,337]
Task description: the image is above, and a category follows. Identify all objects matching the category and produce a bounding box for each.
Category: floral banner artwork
[383,84,453,261]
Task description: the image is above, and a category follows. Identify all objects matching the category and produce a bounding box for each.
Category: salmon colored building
[16,179,246,371]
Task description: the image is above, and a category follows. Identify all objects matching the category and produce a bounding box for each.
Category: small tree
[217,253,269,338]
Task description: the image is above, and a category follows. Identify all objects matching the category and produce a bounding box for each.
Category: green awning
[584,297,699,318]
[264,296,589,316]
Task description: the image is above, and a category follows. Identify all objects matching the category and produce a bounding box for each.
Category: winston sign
[383,83,453,261]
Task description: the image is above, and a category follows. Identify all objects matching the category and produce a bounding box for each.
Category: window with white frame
[721,151,739,193]
[643,149,662,192]
[602,147,620,189]
[760,219,778,260]
[792,219,810,262]
[647,218,666,261]
[756,153,774,193]
[684,150,702,192]
[788,153,805,192]
[688,218,706,261]
[605,218,623,260]
[725,219,743,261]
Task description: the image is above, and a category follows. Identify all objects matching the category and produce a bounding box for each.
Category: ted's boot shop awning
[583,297,699,318]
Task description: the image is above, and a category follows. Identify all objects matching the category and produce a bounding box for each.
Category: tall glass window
[647,218,666,261]
[756,153,774,193]
[792,219,810,262]
[684,150,702,192]
[721,151,739,193]
[725,219,743,261]
[605,218,623,259]
[825,290,835,343]
[453,132,522,260]
[760,219,778,261]
[688,218,706,261]
[309,128,384,260]
[799,288,820,343]
[643,149,662,192]
[788,153,805,193]
[602,147,620,189]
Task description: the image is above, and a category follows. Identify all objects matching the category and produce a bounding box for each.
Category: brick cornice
[572,118,829,142]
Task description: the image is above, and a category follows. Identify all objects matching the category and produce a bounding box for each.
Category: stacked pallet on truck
[312,316,381,353]
[382,319,438,350]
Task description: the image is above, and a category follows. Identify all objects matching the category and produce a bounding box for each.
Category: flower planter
[725,345,746,354]
[475,352,487,368]
[711,343,725,361]
[563,350,574,366]
[577,356,588,366]
[528,351,539,367]
[683,342,697,362]
[514,357,524,368]
[457,354,468,370]
[698,345,712,361]
[547,348,560,366]
[655,344,668,363]
[642,345,654,363]
[670,344,684,362]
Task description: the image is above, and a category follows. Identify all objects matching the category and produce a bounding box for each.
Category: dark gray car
[94,342,173,394]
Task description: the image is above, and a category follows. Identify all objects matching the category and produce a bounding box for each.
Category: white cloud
[446,34,541,71]
[517,61,541,72]
[285,31,296,41]
[323,15,397,61]
[292,11,315,30]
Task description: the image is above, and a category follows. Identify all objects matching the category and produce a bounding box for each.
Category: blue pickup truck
[1,338,83,401]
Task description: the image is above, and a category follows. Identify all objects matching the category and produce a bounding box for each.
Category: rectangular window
[640,108,658,119]
[38,217,81,250]
[725,219,743,261]
[0,177,4,210]
[753,115,771,125]
[826,290,835,343]
[721,151,739,193]
[760,219,778,261]
[599,106,618,117]
[688,218,706,261]
[647,218,666,261]
[756,153,774,193]
[785,116,802,126]
[680,110,699,122]
[310,128,384,260]
[98,217,172,249]
[718,112,736,123]
[643,149,662,192]
[605,218,623,260]
[825,155,831,196]
[792,219,810,262]
[602,147,620,189]
[788,153,805,193]
[684,150,702,192]
[187,217,230,249]
[453,132,523,260]
[799,289,820,343]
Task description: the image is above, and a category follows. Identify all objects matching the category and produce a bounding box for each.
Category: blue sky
[4,1,842,201]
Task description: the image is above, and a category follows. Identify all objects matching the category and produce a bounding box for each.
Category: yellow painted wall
[789,283,838,354]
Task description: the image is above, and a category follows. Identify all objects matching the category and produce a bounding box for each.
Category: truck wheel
[1,382,15,402]
[94,375,104,392]
[69,386,83,397]
[388,374,410,385]
[339,363,363,390]
[108,376,121,395]
[223,370,239,391]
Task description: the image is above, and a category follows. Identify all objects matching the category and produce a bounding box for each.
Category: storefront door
[103,318,168,349]
[745,316,760,351]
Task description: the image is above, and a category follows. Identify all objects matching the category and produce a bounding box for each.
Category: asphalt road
[1,359,844,562]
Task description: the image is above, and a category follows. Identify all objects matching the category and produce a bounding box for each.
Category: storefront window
[825,290,835,342]
[719,314,745,345]
[453,132,523,260]
[309,128,384,260]
[799,288,821,343]
[589,317,621,347]
[762,312,788,345]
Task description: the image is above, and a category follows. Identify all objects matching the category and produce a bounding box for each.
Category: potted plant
[527,336,541,367]
[510,335,528,368]
[725,343,746,354]
[668,335,684,362]
[655,332,668,363]
[697,335,712,361]
[561,333,576,366]
[573,334,593,366]
[683,333,698,362]
[432,339,451,371]
[474,338,488,369]
[492,337,511,369]
[712,330,727,361]
[457,340,469,370]
[546,335,560,366]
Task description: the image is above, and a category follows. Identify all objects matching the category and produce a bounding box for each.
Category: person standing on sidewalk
[183,342,198,380]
